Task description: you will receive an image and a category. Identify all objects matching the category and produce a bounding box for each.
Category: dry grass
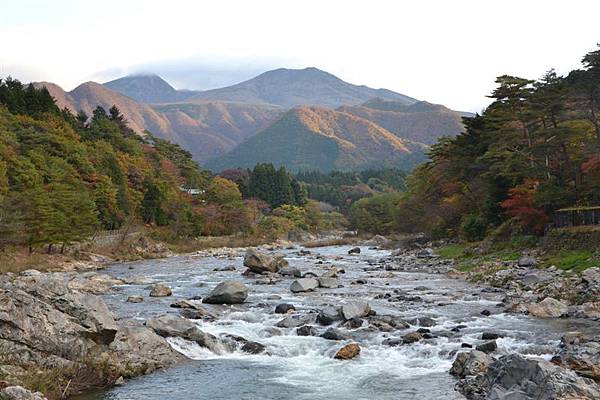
[17,358,120,400]
[166,235,273,253]
[0,250,71,274]
[302,236,359,248]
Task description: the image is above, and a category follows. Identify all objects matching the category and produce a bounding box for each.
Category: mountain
[338,98,467,145]
[34,81,282,162]
[206,106,427,172]
[103,74,198,103]
[187,67,417,108]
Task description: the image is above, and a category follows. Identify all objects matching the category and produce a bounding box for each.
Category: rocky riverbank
[3,237,600,399]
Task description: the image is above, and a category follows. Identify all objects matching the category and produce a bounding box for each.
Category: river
[76,245,597,400]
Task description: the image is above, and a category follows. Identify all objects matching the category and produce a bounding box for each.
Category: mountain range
[33,68,470,171]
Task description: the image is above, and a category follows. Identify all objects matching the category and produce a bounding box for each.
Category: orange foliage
[500,179,548,234]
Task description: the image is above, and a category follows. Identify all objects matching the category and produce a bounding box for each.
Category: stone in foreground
[203,281,249,304]
[334,343,361,360]
[456,354,600,399]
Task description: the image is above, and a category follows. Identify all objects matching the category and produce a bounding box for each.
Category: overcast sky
[1,0,599,112]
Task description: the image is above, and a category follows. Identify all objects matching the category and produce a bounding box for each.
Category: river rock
[450,350,494,378]
[203,281,248,304]
[341,301,371,320]
[321,328,349,341]
[276,314,316,328]
[0,386,46,400]
[481,332,504,340]
[457,354,600,399]
[241,341,266,354]
[475,340,497,354]
[149,284,172,297]
[179,307,216,320]
[127,295,144,303]
[518,255,538,267]
[403,332,423,344]
[317,277,339,289]
[552,336,600,381]
[348,247,361,255]
[109,322,182,373]
[408,316,437,327]
[527,297,568,318]
[296,325,317,336]
[316,306,343,325]
[170,299,204,309]
[279,266,302,277]
[146,314,228,354]
[334,343,361,360]
[275,303,296,314]
[290,278,319,293]
[321,266,342,278]
[243,249,288,273]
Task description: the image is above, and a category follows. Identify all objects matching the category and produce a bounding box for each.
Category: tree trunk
[47,243,53,254]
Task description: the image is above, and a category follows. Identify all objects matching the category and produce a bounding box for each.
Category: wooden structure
[553,206,600,228]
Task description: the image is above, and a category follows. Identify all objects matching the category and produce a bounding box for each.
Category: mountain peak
[188,67,416,108]
[103,74,193,103]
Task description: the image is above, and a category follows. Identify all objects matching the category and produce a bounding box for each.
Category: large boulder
[341,301,371,320]
[457,354,600,400]
[449,350,494,378]
[203,281,248,304]
[290,278,319,293]
[552,335,600,381]
[316,306,343,325]
[334,343,361,360]
[527,297,568,318]
[243,249,288,273]
[276,314,316,328]
[109,323,182,374]
[317,277,339,289]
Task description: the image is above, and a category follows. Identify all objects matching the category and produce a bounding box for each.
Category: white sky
[1,0,599,112]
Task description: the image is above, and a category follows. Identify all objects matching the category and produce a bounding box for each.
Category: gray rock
[241,341,265,354]
[449,350,494,378]
[149,284,172,297]
[170,299,204,309]
[279,266,302,277]
[518,255,537,267]
[348,247,361,255]
[243,248,288,273]
[475,340,497,354]
[320,328,349,341]
[0,386,46,400]
[296,325,317,336]
[275,303,296,314]
[290,278,319,293]
[408,316,437,327]
[203,281,248,304]
[457,354,600,400]
[145,314,229,354]
[276,314,316,328]
[316,306,343,325]
[341,301,371,320]
[552,337,600,381]
[317,277,340,289]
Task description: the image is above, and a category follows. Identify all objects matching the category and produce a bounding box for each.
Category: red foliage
[500,180,548,234]
[582,155,600,175]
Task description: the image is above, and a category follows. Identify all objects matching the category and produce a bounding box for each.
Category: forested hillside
[0,79,320,254]
[353,47,600,239]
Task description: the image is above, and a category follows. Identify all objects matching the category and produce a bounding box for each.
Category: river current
[77,245,596,400]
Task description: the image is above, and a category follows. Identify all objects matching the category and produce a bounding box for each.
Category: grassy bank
[435,242,599,273]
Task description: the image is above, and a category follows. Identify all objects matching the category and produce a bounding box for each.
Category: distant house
[180,187,204,196]
[553,206,600,228]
